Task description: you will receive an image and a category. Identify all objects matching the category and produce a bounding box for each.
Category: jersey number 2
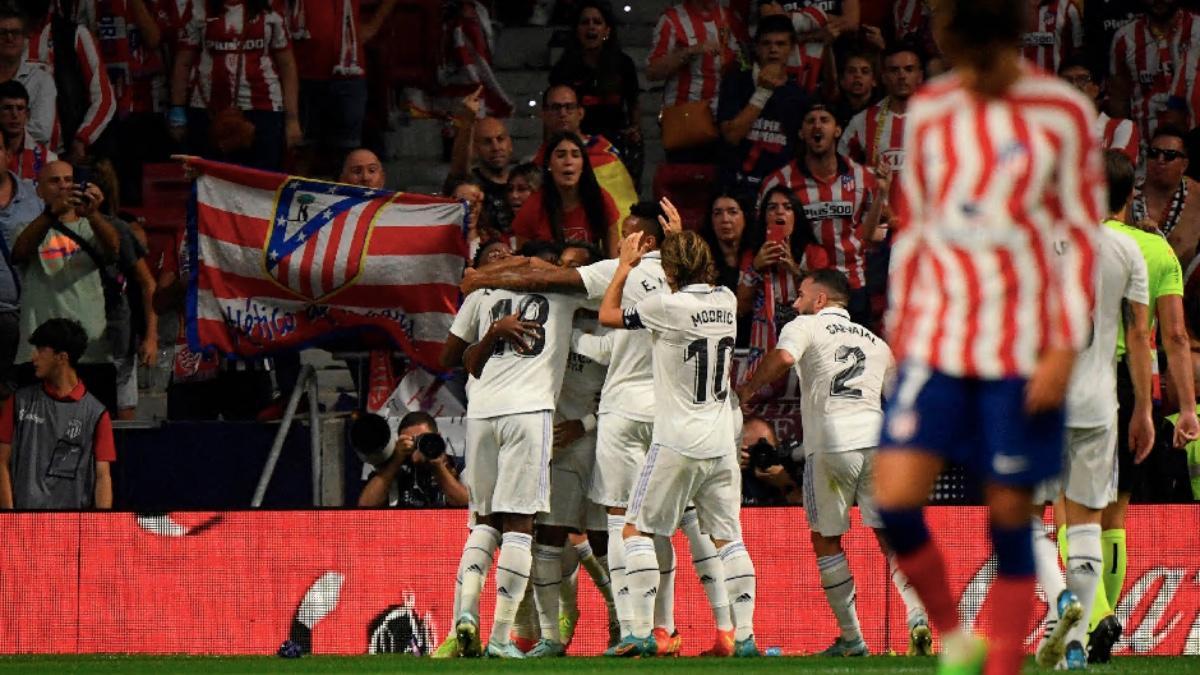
[684,337,735,403]
[830,345,866,399]
[488,295,549,357]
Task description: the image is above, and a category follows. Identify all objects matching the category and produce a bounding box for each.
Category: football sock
[573,539,615,607]
[1101,529,1127,614]
[886,553,927,628]
[653,534,677,634]
[457,525,500,621]
[513,586,539,642]
[880,507,959,633]
[1075,525,1111,631]
[489,532,533,646]
[986,522,1036,675]
[1065,524,1103,645]
[719,541,756,642]
[818,553,862,642]
[532,543,564,643]
[1031,519,1066,619]
[623,535,659,639]
[682,509,732,630]
[559,543,580,618]
[606,515,632,637]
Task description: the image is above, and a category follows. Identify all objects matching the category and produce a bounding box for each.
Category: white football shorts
[802,448,882,537]
[465,411,553,516]
[588,413,654,508]
[626,443,742,543]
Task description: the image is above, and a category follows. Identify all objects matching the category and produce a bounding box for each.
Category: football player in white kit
[737,268,931,657]
[1031,151,1155,670]
[444,252,597,658]
[462,201,737,656]
[599,230,759,658]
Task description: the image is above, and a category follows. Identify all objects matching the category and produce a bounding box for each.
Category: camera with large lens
[414,432,446,459]
[748,438,783,471]
[348,412,394,467]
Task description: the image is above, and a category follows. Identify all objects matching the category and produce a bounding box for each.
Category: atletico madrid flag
[185,158,468,371]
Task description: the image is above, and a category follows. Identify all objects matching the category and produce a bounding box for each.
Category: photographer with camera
[739,416,802,506]
[354,411,467,508]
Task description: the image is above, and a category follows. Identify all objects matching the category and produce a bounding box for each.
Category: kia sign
[0,507,1196,655]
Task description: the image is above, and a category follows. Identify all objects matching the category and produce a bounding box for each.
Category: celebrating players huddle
[427,2,1196,672]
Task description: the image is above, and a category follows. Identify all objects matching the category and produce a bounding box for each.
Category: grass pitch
[0,655,1194,674]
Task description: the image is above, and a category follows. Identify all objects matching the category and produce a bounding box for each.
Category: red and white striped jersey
[648,2,743,109]
[26,19,116,148]
[7,130,57,182]
[888,66,1103,379]
[892,0,931,41]
[1097,111,1140,165]
[180,2,291,112]
[759,157,878,290]
[782,6,827,95]
[1022,0,1083,74]
[1169,26,1200,130]
[1110,11,1200,147]
[840,99,906,210]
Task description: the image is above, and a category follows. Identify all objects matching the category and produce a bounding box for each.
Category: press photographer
[739,415,802,506]
[352,410,467,508]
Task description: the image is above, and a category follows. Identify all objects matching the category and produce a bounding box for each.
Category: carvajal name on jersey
[825,321,878,344]
[691,309,735,328]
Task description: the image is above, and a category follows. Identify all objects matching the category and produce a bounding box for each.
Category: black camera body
[748,438,784,471]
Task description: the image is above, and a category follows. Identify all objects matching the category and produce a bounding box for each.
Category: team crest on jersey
[66,419,82,440]
[887,409,918,443]
[841,174,856,192]
[996,141,1031,176]
[265,179,385,301]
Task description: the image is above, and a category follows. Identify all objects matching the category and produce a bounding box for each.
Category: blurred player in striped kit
[872,1,1103,673]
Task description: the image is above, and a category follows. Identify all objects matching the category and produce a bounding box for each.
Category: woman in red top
[738,185,823,359]
[512,131,619,253]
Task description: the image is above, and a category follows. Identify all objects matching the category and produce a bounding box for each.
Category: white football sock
[623,535,658,639]
[817,552,861,642]
[1065,524,1103,645]
[887,554,927,629]
[1031,519,1066,619]
[456,525,500,621]
[559,543,580,618]
[513,586,539,641]
[607,515,633,637]
[532,543,563,643]
[682,510,732,630]
[720,541,756,642]
[653,534,677,634]
[489,532,533,646]
[577,539,615,608]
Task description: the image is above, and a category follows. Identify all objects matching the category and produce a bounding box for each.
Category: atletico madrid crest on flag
[184,159,468,370]
[265,179,386,302]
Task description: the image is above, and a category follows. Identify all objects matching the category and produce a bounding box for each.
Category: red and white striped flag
[185,158,467,371]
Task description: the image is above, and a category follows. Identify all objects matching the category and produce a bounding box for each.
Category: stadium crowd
[0,0,1198,669]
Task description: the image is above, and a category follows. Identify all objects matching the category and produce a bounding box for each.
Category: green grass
[0,655,1193,674]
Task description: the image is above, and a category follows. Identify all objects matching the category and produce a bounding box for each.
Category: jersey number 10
[684,337,736,403]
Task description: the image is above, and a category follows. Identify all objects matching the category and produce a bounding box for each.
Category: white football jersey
[776,307,895,454]
[578,252,668,422]
[450,288,592,419]
[1065,227,1149,428]
[625,284,738,459]
[556,317,608,423]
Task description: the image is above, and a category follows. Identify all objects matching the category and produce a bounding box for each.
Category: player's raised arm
[599,232,651,328]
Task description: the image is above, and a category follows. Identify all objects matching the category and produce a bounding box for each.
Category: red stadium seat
[652,163,717,232]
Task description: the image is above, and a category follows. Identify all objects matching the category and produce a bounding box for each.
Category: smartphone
[74,165,92,193]
[766,222,787,245]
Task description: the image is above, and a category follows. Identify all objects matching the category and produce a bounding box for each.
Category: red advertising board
[0,507,1196,656]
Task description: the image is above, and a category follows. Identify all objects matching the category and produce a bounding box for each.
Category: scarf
[290,0,363,77]
[1133,179,1188,236]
